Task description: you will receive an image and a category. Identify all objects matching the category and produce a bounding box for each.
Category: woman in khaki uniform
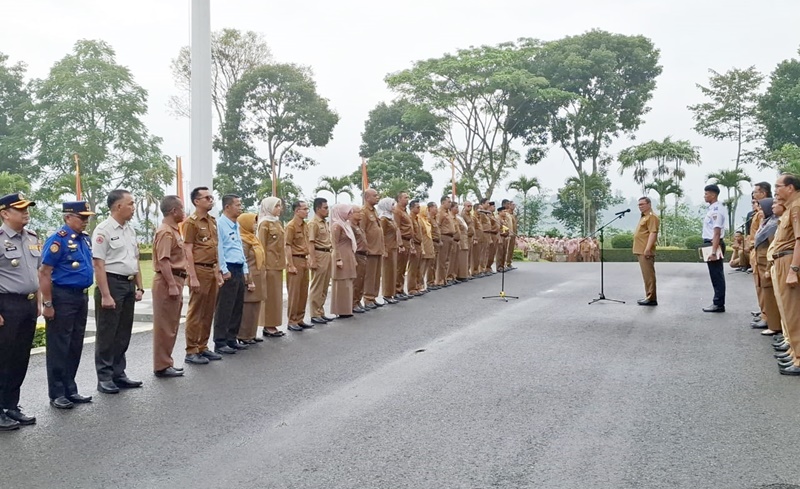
[754,199,782,336]
[418,205,436,292]
[455,207,470,280]
[236,213,264,344]
[330,204,357,317]
[378,198,400,304]
[350,206,368,312]
[257,197,286,338]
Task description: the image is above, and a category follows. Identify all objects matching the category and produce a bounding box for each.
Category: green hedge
[611,232,634,248]
[32,326,45,349]
[684,235,705,250]
[513,249,525,261]
[140,252,152,260]
[600,249,733,262]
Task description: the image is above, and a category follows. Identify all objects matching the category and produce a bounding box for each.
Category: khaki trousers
[396,245,410,295]
[287,255,309,325]
[505,236,515,267]
[636,254,657,301]
[238,301,262,340]
[486,237,497,271]
[419,257,433,290]
[363,255,382,304]
[457,249,469,279]
[261,270,283,329]
[774,256,800,365]
[771,263,790,344]
[447,240,460,280]
[436,235,454,284]
[309,250,332,317]
[472,239,484,275]
[407,250,421,293]
[382,249,398,299]
[353,254,367,307]
[185,266,218,355]
[752,250,767,322]
[756,250,781,332]
[152,274,185,370]
[495,237,508,269]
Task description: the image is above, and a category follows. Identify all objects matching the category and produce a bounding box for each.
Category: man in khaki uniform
[485,202,500,273]
[771,175,800,375]
[476,199,491,277]
[446,203,461,282]
[461,201,476,279]
[436,196,455,286]
[427,203,441,289]
[309,197,333,324]
[152,196,187,378]
[505,202,518,269]
[394,192,414,299]
[633,196,659,306]
[360,189,385,309]
[285,201,314,331]
[183,187,223,365]
[351,207,368,312]
[407,200,423,295]
[495,202,510,271]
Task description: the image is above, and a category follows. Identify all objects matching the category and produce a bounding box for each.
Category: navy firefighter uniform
[40,202,96,408]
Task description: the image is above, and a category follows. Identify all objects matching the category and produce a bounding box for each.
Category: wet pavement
[3,262,798,489]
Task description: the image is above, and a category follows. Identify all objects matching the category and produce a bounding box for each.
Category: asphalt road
[3,262,799,489]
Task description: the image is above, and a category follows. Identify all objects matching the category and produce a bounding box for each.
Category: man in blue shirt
[39,201,96,409]
[213,194,249,354]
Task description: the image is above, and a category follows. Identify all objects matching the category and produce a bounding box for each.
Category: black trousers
[46,285,89,399]
[704,239,726,306]
[213,265,245,348]
[0,294,37,409]
[94,275,136,382]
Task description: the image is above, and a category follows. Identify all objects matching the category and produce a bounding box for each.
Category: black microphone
[614,208,631,217]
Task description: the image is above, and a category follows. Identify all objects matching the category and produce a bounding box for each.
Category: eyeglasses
[198,196,214,201]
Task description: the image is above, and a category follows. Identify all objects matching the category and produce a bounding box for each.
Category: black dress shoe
[5,408,35,425]
[385,298,398,304]
[338,314,354,319]
[774,343,791,352]
[774,351,792,359]
[637,299,658,306]
[311,316,328,324]
[228,342,248,350]
[0,412,20,431]
[253,337,264,342]
[215,345,237,354]
[353,306,366,313]
[703,305,725,313]
[97,380,120,394]
[780,365,800,376]
[299,322,314,329]
[751,320,768,329]
[263,330,286,337]
[201,350,223,361]
[114,377,143,389]
[778,359,795,368]
[238,339,257,345]
[172,366,184,372]
[50,397,74,410]
[751,310,763,317]
[67,393,93,404]
[323,315,336,321]
[395,294,409,301]
[364,303,378,310]
[154,367,184,378]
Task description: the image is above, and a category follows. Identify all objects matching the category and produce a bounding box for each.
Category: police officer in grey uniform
[0,193,41,431]
[92,189,144,394]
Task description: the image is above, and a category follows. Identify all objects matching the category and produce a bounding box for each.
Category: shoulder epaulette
[26,229,37,237]
[57,230,68,237]
[189,214,197,220]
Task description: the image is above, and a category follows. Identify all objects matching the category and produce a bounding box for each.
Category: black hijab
[755,198,777,248]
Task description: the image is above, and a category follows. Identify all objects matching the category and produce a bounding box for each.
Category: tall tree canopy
[34,39,172,214]
[216,63,339,206]
[0,53,34,177]
[758,51,800,152]
[349,150,433,200]
[360,100,444,157]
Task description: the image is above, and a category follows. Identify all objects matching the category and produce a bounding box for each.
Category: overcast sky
[3,0,798,211]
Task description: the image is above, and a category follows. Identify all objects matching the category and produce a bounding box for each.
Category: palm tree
[507,175,541,237]
[644,178,683,246]
[706,168,752,227]
[314,175,354,203]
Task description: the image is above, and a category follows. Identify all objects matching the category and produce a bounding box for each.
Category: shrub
[513,249,525,261]
[32,326,46,349]
[684,235,705,250]
[611,232,634,249]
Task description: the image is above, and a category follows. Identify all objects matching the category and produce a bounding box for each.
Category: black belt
[356,251,368,256]
[157,269,188,279]
[107,272,136,281]
[314,247,332,253]
[773,250,794,259]
[53,284,90,294]
[195,262,217,268]
[293,254,307,258]
[226,263,244,270]
[0,293,36,300]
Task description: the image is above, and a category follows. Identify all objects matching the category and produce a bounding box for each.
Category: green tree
[661,203,703,249]
[523,30,662,233]
[169,28,273,122]
[0,53,35,177]
[360,100,444,157]
[643,178,683,245]
[551,171,621,236]
[314,175,354,203]
[350,150,433,200]
[216,63,339,207]
[0,171,29,197]
[34,40,172,214]
[506,175,541,236]
[518,192,549,237]
[688,67,763,168]
[766,143,800,175]
[386,40,556,200]
[706,167,752,226]
[758,50,800,151]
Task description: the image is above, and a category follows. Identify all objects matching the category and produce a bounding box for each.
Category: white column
[190,0,212,192]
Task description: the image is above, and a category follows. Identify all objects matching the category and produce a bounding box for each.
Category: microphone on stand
[614,208,631,217]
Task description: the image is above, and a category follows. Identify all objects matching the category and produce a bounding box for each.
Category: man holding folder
[702,184,728,313]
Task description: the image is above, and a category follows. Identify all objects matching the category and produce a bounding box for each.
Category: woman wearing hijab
[378,197,400,304]
[257,197,286,338]
[237,213,265,344]
[454,204,470,281]
[754,198,782,336]
[330,204,357,317]
[418,204,435,293]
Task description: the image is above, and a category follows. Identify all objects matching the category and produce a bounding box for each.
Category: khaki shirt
[381,217,399,250]
[394,207,414,243]
[431,218,441,244]
[411,213,423,248]
[258,220,285,270]
[360,204,384,256]
[354,223,368,253]
[462,211,475,239]
[771,193,800,255]
[438,209,456,236]
[153,222,187,271]
[92,216,139,276]
[285,218,309,256]
[308,215,331,250]
[0,223,40,294]
[182,213,218,265]
[633,212,659,255]
[478,211,491,241]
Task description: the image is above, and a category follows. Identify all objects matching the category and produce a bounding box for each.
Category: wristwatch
[791,265,800,273]
[43,301,53,308]
[136,288,145,293]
